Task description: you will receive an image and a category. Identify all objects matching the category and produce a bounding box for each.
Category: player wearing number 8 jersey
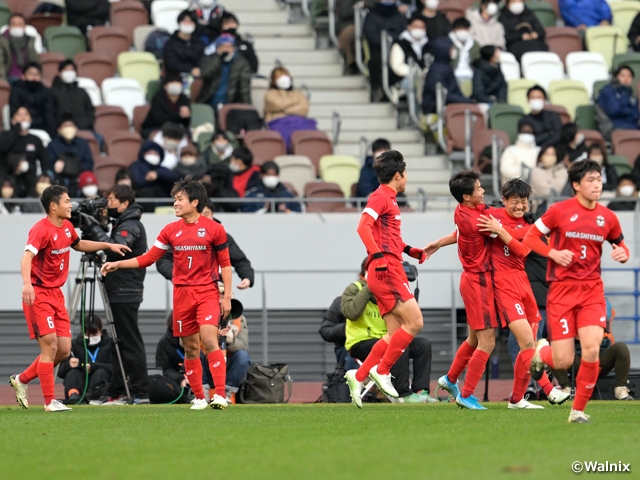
[523,160,630,423]
[102,178,233,411]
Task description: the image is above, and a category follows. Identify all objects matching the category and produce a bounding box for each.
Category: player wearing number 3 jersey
[102,178,233,411]
[523,160,630,423]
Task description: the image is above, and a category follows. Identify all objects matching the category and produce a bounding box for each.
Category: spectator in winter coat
[142,74,192,139]
[472,45,507,104]
[557,122,589,165]
[219,12,259,74]
[417,0,452,43]
[559,0,611,30]
[607,175,638,212]
[596,66,639,131]
[130,141,181,199]
[499,0,548,62]
[587,143,618,192]
[466,0,506,50]
[529,144,568,210]
[363,0,407,102]
[51,60,95,131]
[421,36,473,114]
[0,14,39,83]
[499,118,540,184]
[629,13,640,52]
[65,0,110,34]
[9,62,55,135]
[449,17,481,84]
[229,146,261,198]
[173,145,207,180]
[151,122,190,171]
[389,15,429,95]
[202,131,235,165]
[188,0,225,44]
[242,161,302,213]
[521,85,562,146]
[356,138,389,198]
[47,114,94,176]
[163,10,205,78]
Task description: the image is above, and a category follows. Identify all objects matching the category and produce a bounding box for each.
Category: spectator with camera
[82,185,150,404]
[242,161,302,213]
[319,296,360,371]
[57,314,113,405]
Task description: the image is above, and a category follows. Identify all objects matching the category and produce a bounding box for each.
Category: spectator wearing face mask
[203,130,235,165]
[51,60,95,132]
[188,0,225,44]
[607,175,638,211]
[218,11,258,74]
[242,161,302,213]
[174,145,207,180]
[151,122,190,171]
[78,171,99,198]
[521,85,562,146]
[164,10,205,79]
[9,62,56,135]
[587,143,618,191]
[142,75,191,139]
[0,177,19,214]
[449,17,481,85]
[197,34,252,108]
[596,66,639,133]
[499,118,540,184]
[130,141,181,200]
[466,0,505,49]
[65,0,110,35]
[529,144,568,210]
[472,45,507,104]
[389,15,429,98]
[47,114,94,175]
[0,14,39,84]
[499,0,548,63]
[417,0,452,42]
[356,138,390,198]
[228,146,261,198]
[0,106,49,198]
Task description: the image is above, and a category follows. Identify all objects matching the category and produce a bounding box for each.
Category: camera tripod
[68,252,132,403]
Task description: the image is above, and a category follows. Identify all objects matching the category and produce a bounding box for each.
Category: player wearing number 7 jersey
[101,178,233,411]
[523,160,630,423]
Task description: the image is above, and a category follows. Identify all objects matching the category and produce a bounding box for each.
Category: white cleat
[568,409,590,423]
[44,399,72,412]
[508,398,544,409]
[369,364,399,398]
[9,375,28,409]
[530,338,549,381]
[210,394,229,410]
[190,398,209,410]
[344,369,363,409]
[548,386,571,405]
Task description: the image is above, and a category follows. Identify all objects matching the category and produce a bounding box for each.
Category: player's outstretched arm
[101,258,140,276]
[74,240,131,256]
[523,225,574,267]
[21,251,35,306]
[611,242,630,264]
[423,232,457,260]
[101,244,166,276]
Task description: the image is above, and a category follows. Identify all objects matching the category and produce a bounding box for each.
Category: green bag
[237,363,293,404]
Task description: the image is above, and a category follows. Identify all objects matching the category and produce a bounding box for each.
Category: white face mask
[36,182,50,196]
[229,162,241,172]
[20,120,31,131]
[9,27,24,38]
[214,141,229,152]
[540,154,557,168]
[166,83,183,96]
[144,154,161,166]
[486,2,499,16]
[88,335,101,346]
[164,140,179,151]
[619,185,636,197]
[529,98,545,112]
[82,185,98,197]
[179,23,196,35]
[410,29,427,41]
[18,160,29,173]
[199,0,215,6]
[455,30,470,42]
[262,175,279,189]
[180,156,197,166]
[518,133,536,145]
[61,70,77,84]
[509,2,525,15]
[425,0,439,10]
[275,75,292,90]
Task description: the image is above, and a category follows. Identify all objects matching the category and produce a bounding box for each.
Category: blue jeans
[335,346,359,371]
[508,309,547,365]
[226,349,251,388]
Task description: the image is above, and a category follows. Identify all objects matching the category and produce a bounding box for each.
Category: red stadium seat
[132,104,151,135]
[304,181,345,212]
[544,105,571,124]
[95,156,132,192]
[444,104,486,153]
[243,130,287,165]
[0,79,10,116]
[437,0,466,23]
[88,26,131,66]
[104,131,142,164]
[546,27,583,66]
[74,52,116,88]
[290,130,333,173]
[472,129,510,171]
[582,129,605,149]
[28,13,63,38]
[110,0,150,45]
[75,130,101,165]
[39,52,66,83]
[612,130,640,165]
[94,105,130,138]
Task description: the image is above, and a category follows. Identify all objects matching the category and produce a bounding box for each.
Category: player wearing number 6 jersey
[523,160,630,423]
[10,186,131,412]
[102,178,233,411]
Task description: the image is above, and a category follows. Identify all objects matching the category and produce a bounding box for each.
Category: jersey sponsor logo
[176,231,182,237]
[565,231,604,242]
[596,215,605,227]
[205,315,212,321]
[570,214,578,222]
[197,228,206,238]
[64,228,71,238]
[51,246,71,255]
[174,245,207,251]
[213,361,221,368]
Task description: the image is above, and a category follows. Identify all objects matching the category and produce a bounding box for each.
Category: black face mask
[223,28,237,36]
[24,80,41,91]
[107,207,122,219]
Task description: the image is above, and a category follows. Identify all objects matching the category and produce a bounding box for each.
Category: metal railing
[353,3,368,76]
[435,82,448,152]
[331,111,342,145]
[603,267,640,344]
[380,30,396,105]
[406,58,423,129]
[327,0,340,48]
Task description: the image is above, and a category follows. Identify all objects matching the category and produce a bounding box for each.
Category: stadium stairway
[230,0,452,200]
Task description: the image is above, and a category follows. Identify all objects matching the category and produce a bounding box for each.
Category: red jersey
[362,185,403,262]
[535,197,623,282]
[25,218,79,288]
[454,203,494,273]
[154,216,229,286]
[489,208,531,271]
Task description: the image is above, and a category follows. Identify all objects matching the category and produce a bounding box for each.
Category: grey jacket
[197,53,252,105]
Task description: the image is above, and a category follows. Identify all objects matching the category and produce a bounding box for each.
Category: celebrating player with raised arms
[102,178,233,410]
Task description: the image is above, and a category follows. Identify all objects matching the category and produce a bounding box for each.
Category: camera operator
[82,184,150,404]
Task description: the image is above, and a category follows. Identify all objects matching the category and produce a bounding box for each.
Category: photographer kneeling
[83,185,150,404]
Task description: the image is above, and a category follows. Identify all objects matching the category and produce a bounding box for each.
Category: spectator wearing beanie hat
[78,171,99,198]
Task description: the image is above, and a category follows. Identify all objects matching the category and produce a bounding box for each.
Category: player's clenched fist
[611,243,629,263]
[22,284,35,305]
[101,262,119,276]
[549,249,574,267]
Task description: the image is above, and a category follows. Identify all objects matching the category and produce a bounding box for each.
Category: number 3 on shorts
[560,318,569,335]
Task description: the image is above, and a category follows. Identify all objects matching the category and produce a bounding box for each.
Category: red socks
[20,356,41,384]
[447,341,476,383]
[37,361,55,404]
[208,350,227,397]
[355,339,388,382]
[539,345,555,369]
[461,350,489,398]
[511,348,534,403]
[377,328,414,375]
[184,358,205,400]
[573,359,599,412]
[537,372,553,395]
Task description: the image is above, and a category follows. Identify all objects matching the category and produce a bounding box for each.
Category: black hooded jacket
[9,80,56,135]
[163,32,206,77]
[51,77,95,130]
[156,327,185,385]
[57,329,114,379]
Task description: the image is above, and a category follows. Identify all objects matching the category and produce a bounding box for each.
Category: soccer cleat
[368,365,399,398]
[102,396,127,405]
[508,398,544,409]
[415,390,438,403]
[402,392,429,403]
[548,386,571,405]
[9,374,28,409]
[568,409,590,423]
[210,394,229,410]
[437,375,460,400]
[455,394,487,410]
[44,399,72,412]
[529,338,549,381]
[614,386,634,401]
[190,398,209,410]
[344,369,363,409]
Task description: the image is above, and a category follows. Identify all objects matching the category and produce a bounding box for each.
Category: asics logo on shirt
[205,315,212,321]
[176,231,182,237]
[570,214,578,222]
[186,370,193,375]
[213,361,221,368]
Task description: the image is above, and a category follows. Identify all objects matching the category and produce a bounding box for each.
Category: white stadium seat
[521,51,565,91]
[101,77,146,121]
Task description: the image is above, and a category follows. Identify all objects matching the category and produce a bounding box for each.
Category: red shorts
[23,286,71,340]
[493,270,540,328]
[547,279,606,341]
[367,258,414,316]
[460,271,498,331]
[173,284,221,337]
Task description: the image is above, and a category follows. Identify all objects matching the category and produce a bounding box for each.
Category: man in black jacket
[9,62,55,135]
[51,60,95,131]
[319,296,359,370]
[164,10,206,78]
[83,185,150,404]
[64,0,110,35]
[521,85,562,147]
[218,12,259,74]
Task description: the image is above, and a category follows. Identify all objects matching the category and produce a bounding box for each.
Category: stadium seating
[146,79,161,102]
[444,104,486,153]
[15,0,39,18]
[28,13,63,38]
[472,129,510,171]
[95,156,133,192]
[548,80,590,121]
[488,104,524,144]
[521,52,564,92]
[612,130,640,165]
[585,26,629,69]
[28,128,51,147]
[88,26,131,66]
[77,77,103,106]
[499,51,521,82]
[319,155,361,197]
[546,27,583,67]
[565,52,609,98]
[0,25,43,53]
[75,130,100,163]
[39,51,66,83]
[527,1,556,28]
[117,52,161,94]
[94,105,130,138]
[507,79,538,112]
[608,154,633,176]
[75,52,116,87]
[151,0,189,33]
[190,104,216,129]
[543,104,571,124]
[102,78,146,120]
[243,131,287,165]
[104,131,143,164]
[132,104,151,134]
[110,0,150,45]
[218,103,259,132]
[592,79,609,101]
[0,4,10,27]
[304,181,345,212]
[436,0,466,23]
[251,76,271,117]
[274,155,317,198]
[44,25,86,59]
[0,79,10,114]
[583,129,605,149]
[612,53,640,80]
[133,25,159,53]
[575,104,596,131]
[291,131,334,172]
[611,2,640,38]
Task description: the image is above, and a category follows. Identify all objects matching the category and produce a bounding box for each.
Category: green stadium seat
[575,105,596,131]
[585,26,629,69]
[44,25,86,59]
[146,79,160,103]
[319,155,361,198]
[190,103,215,129]
[592,79,610,100]
[488,104,524,144]
[527,1,556,28]
[608,154,633,176]
[0,4,12,27]
[611,2,640,38]
[612,53,640,81]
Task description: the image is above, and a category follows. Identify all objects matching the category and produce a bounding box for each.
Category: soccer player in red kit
[102,179,233,410]
[524,160,630,423]
[344,150,426,408]
[10,186,131,412]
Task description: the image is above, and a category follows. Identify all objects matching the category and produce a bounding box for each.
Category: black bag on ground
[225,109,263,135]
[322,366,351,403]
[237,363,293,404]
[148,374,189,404]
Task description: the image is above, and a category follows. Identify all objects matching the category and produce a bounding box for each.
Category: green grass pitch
[1,402,639,480]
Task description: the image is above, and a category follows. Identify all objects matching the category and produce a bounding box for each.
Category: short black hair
[480,45,496,62]
[517,116,536,132]
[41,185,68,214]
[526,85,547,100]
[501,178,531,199]
[618,174,635,184]
[452,17,471,29]
[115,167,131,183]
[58,59,76,72]
[615,65,635,78]
[22,61,42,75]
[374,150,405,184]
[261,161,279,174]
[407,14,426,26]
[372,138,391,153]
[568,159,601,192]
[56,113,75,129]
[560,122,578,145]
[177,9,197,23]
[449,170,480,203]
[220,11,239,24]
[106,184,135,205]
[162,73,182,85]
[84,314,103,336]
[204,200,217,212]
[232,146,253,167]
[170,176,208,213]
[161,122,185,140]
[10,104,30,118]
[212,130,229,142]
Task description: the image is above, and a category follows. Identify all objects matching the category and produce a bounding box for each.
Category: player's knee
[555,353,575,370]
[478,336,495,352]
